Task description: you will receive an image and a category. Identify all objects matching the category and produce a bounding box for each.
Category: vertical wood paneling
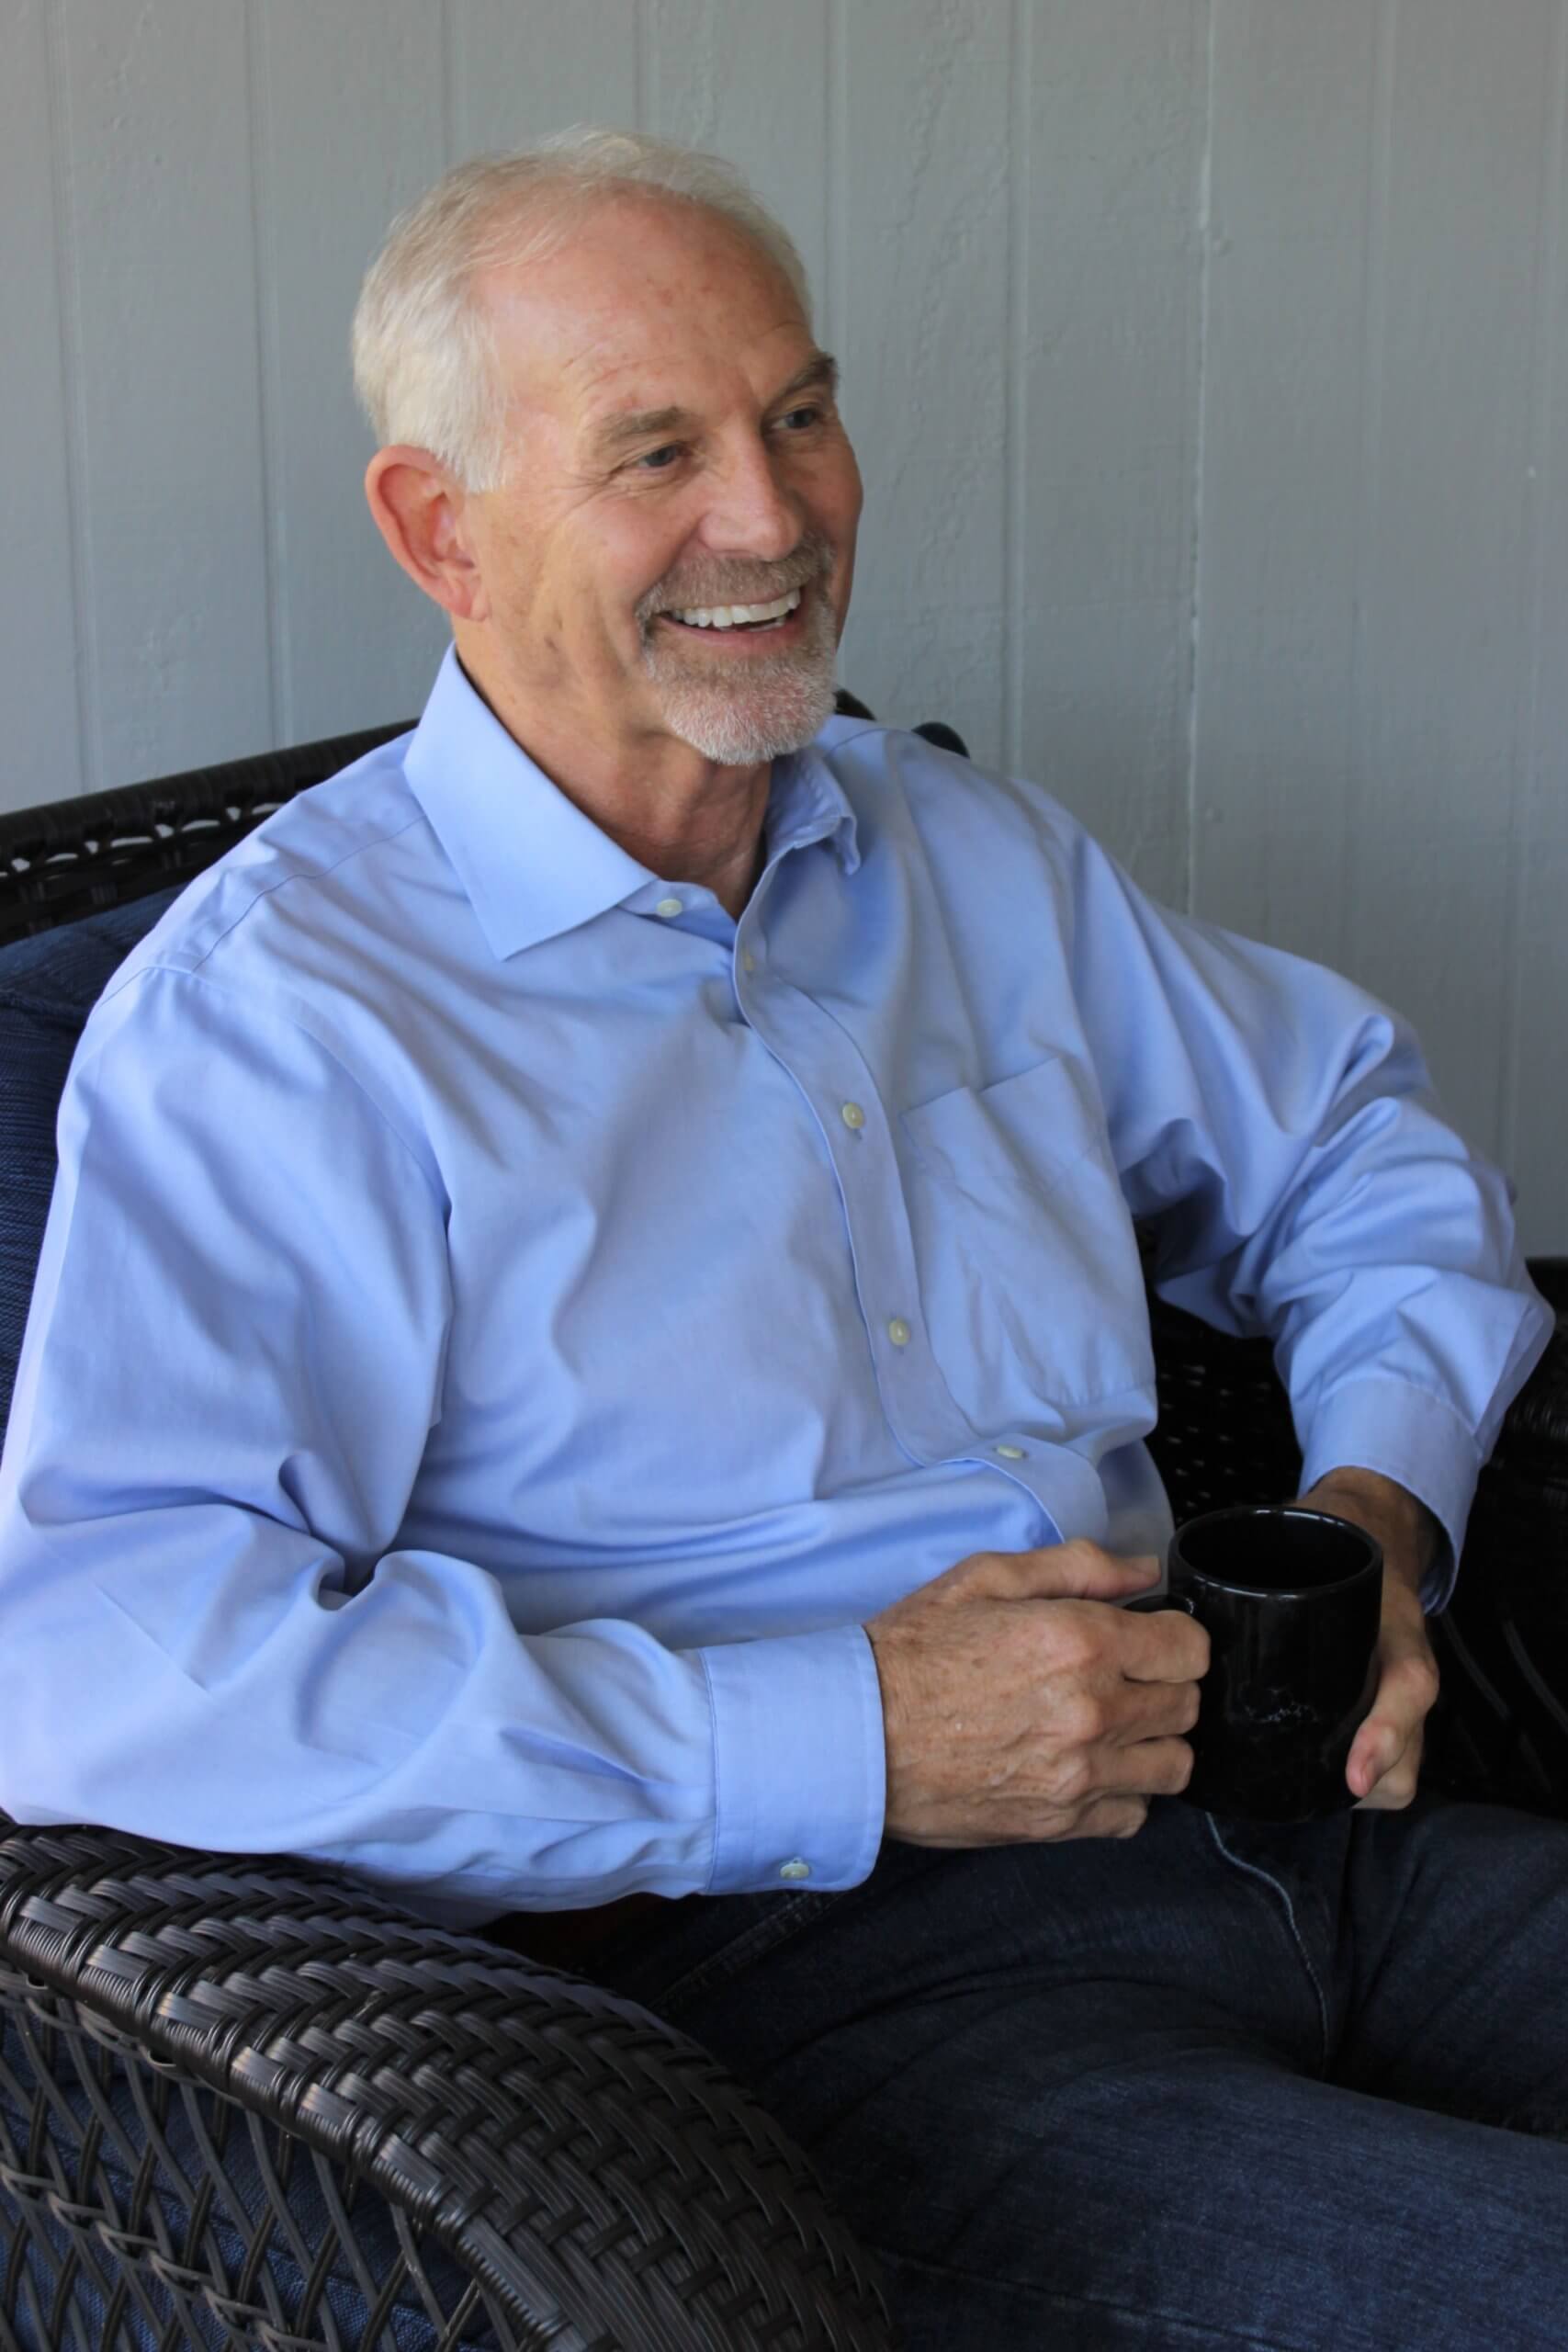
[1509,0,1568,1257]
[250,1,447,743]
[55,0,272,789]
[1194,0,1562,1216]
[832,0,1013,767]
[0,0,84,806]
[446,0,638,155]
[2,0,1564,1240]
[1339,0,1559,1156]
[1191,0,1383,967]
[642,0,830,328]
[1017,0,1210,902]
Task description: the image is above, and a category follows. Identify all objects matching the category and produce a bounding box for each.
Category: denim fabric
[575,1795,1568,2349]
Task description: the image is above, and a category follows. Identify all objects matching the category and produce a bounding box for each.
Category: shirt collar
[401,646,862,960]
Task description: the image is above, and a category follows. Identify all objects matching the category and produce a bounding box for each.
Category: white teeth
[667,588,802,629]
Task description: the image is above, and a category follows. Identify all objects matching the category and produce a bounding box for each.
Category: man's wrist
[1298,1466,1438,1596]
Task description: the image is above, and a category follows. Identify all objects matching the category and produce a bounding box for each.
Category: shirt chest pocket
[899,1054,1154,1413]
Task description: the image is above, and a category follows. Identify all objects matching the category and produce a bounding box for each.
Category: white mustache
[638,536,831,628]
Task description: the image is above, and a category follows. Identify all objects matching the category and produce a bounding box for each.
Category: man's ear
[365,446,489,622]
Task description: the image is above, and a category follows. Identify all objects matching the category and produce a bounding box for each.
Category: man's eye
[776,406,822,433]
[634,444,684,471]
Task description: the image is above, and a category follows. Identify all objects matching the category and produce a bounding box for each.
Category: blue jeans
[584,1796,1568,2348]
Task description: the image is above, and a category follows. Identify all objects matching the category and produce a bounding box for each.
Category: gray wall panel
[55,0,272,788]
[1338,0,1558,1153]
[446,0,638,153]
[1,0,84,805]
[249,0,448,744]
[1191,0,1382,971]
[1017,0,1209,902]
[833,0,1013,768]
[1509,1,1568,1258]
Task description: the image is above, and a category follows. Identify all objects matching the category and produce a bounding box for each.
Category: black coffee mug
[1126,1505,1383,1822]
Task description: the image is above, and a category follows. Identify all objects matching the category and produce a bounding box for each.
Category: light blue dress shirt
[0,650,1550,1921]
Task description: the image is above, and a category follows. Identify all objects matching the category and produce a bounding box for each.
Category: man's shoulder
[814,714,1090,866]
[108,729,444,994]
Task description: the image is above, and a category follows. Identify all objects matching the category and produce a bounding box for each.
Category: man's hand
[864,1541,1210,1848]
[1298,1469,1442,1810]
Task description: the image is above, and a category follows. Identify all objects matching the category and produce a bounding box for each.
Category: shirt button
[742,949,757,973]
[995,1443,1025,1460]
[886,1317,911,1347]
[778,1858,812,1882]
[840,1101,865,1130]
[655,896,682,918]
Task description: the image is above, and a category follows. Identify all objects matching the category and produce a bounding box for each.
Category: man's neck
[456,646,772,921]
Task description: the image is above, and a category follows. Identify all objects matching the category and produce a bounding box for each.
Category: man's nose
[698,439,801,560]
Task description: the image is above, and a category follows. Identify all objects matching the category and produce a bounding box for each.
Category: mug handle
[1122,1589,1197,1615]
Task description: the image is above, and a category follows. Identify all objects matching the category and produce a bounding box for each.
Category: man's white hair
[351,129,812,492]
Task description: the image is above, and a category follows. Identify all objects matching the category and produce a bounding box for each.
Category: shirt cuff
[1298,1375,1483,1611]
[697,1624,886,1894]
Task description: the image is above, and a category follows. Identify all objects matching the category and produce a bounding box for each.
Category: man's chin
[649,656,839,767]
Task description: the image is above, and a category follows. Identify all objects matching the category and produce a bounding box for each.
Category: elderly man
[1,130,1563,2347]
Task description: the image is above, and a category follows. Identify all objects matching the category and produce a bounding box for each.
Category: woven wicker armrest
[0,1825,890,2350]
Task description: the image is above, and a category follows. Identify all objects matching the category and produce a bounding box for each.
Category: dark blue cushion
[0,889,179,1430]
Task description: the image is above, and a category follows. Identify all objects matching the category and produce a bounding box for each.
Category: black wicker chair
[2,710,1565,2352]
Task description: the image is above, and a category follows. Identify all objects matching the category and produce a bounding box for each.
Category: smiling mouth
[657,586,804,634]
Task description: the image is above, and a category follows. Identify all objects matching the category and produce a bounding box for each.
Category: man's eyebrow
[588,402,693,458]
[775,350,840,404]
[584,351,840,460]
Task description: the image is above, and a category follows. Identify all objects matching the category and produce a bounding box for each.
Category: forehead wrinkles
[484,230,807,423]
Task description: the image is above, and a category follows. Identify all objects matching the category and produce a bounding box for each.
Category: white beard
[639,585,839,765]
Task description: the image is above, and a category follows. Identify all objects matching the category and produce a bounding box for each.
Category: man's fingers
[1349,1683,1429,1800]
[1352,1723,1425,1808]
[1348,1628,1439,1804]
[968,1541,1162,1604]
[1375,1641,1441,1726]
[1117,1607,1211,1686]
[1069,1794,1151,1842]
[1106,1675,1202,1747]
[1348,1717,1401,1801]
[1096,1736,1195,1799]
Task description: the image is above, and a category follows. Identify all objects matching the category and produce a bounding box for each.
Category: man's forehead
[479,197,812,426]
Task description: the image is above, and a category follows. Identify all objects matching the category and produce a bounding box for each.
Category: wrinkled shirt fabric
[0,649,1550,1920]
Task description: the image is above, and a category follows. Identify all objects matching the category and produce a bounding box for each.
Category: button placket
[742,965,983,1468]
